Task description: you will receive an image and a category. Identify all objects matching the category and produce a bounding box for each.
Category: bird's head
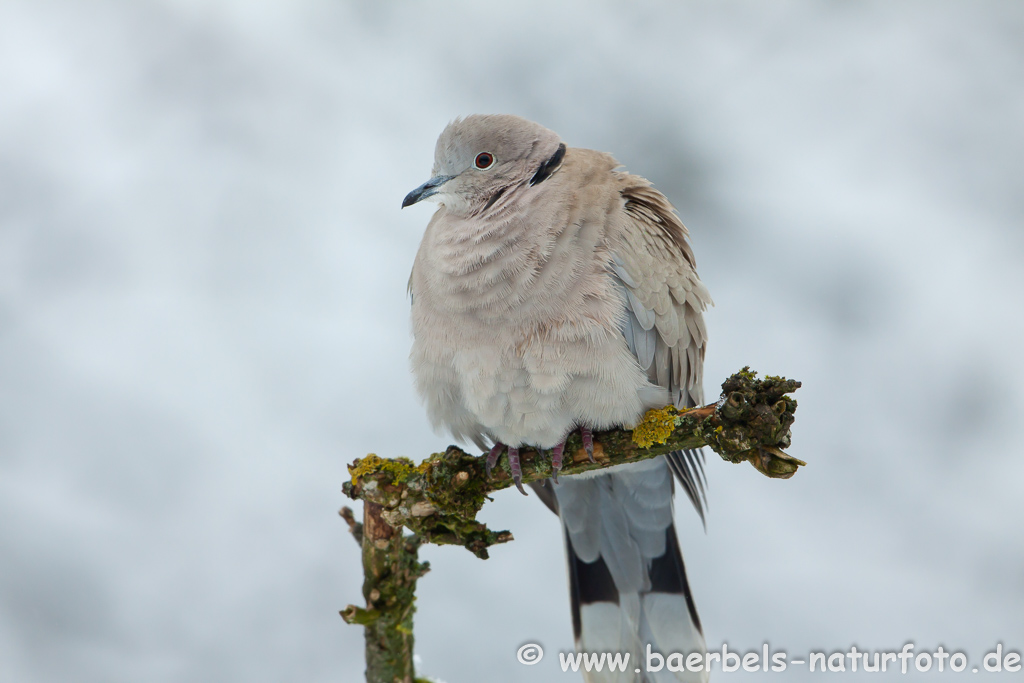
[402,114,565,217]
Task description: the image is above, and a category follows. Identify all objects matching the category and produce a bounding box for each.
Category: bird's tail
[552,456,707,683]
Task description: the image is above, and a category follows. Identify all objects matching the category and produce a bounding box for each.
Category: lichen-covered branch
[342,368,803,559]
[340,368,802,683]
[340,503,429,683]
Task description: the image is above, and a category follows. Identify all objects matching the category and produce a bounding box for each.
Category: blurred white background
[1,1,1022,681]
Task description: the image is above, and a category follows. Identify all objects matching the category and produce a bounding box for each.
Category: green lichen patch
[701,367,803,477]
[344,447,514,559]
[419,447,489,520]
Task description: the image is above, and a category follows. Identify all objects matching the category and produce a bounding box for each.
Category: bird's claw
[485,442,504,480]
[550,442,565,483]
[548,425,592,484]
[507,447,526,495]
[483,428,592,493]
[581,426,595,462]
[484,443,527,495]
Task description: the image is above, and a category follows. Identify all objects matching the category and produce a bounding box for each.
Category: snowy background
[1,1,1022,681]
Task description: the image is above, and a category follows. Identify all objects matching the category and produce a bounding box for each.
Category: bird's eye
[475,152,494,169]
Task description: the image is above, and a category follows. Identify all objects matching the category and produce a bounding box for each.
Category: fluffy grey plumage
[406,114,712,683]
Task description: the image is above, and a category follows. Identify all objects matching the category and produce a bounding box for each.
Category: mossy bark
[340,367,803,682]
[341,503,429,683]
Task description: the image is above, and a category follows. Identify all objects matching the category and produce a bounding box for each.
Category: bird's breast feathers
[410,210,664,446]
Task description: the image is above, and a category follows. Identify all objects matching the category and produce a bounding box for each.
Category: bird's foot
[547,425,594,483]
[580,426,595,462]
[484,426,594,494]
[485,442,504,479]
[484,443,527,496]
[549,442,565,483]
[507,447,525,495]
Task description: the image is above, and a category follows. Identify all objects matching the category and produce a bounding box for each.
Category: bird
[404,114,712,683]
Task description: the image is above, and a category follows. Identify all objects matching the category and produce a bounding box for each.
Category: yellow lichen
[348,454,418,485]
[632,406,679,448]
[416,455,443,476]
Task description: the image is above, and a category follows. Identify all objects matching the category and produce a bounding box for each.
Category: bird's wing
[610,177,713,523]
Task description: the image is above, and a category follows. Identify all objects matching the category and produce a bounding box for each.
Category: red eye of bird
[475,152,494,169]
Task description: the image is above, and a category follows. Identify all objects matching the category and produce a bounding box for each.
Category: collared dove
[405,115,712,683]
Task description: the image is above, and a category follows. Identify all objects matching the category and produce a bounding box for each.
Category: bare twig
[339,506,363,545]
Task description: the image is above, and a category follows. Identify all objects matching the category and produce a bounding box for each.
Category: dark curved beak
[402,175,454,208]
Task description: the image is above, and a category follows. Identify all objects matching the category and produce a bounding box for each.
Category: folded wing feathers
[557,170,714,682]
[654,338,670,390]
[626,288,657,331]
[630,310,657,371]
[609,179,712,523]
